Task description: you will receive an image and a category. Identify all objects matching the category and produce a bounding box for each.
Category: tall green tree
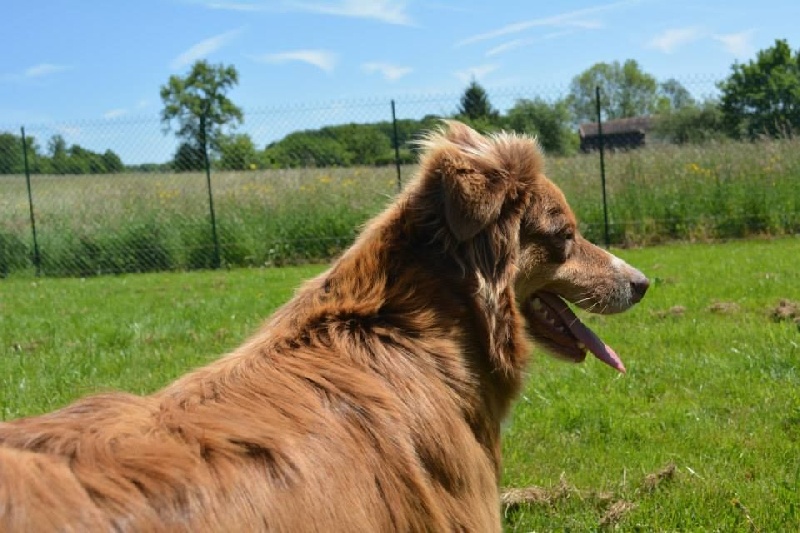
[160,60,243,159]
[457,79,499,125]
[48,134,69,173]
[718,39,800,139]
[504,98,577,155]
[568,60,660,122]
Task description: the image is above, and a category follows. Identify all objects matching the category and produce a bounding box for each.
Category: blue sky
[2,0,798,163]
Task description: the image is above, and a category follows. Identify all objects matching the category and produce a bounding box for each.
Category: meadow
[1,238,798,530]
[1,136,799,276]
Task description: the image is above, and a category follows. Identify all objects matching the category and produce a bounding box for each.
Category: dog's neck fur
[230,175,530,463]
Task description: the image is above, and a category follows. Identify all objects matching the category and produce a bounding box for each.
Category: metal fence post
[200,112,221,269]
[391,99,402,193]
[595,86,610,249]
[20,127,42,276]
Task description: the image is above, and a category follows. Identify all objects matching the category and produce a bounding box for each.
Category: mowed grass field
[1,237,798,530]
[2,136,800,275]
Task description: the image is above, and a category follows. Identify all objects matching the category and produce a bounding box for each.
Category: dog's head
[417,121,648,373]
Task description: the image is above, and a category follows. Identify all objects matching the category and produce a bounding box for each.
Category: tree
[160,60,243,160]
[657,78,695,113]
[718,39,800,139]
[568,60,660,122]
[653,99,725,144]
[323,124,393,165]
[504,98,578,155]
[0,133,23,174]
[172,141,206,171]
[262,132,351,168]
[457,79,499,124]
[217,133,258,170]
[47,134,70,173]
[102,149,125,173]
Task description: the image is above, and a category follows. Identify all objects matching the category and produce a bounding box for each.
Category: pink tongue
[539,293,626,374]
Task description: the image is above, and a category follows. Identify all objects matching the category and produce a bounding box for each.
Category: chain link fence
[2,76,799,277]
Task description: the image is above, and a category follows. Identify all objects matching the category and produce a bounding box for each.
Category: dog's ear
[436,122,509,241]
[441,163,507,241]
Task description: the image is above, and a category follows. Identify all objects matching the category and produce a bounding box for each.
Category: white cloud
[485,30,575,57]
[485,38,534,58]
[103,108,128,119]
[170,28,243,70]
[1,63,72,83]
[456,0,639,47]
[454,64,498,83]
[362,62,412,81]
[252,49,338,73]
[204,1,266,11]
[136,99,150,109]
[647,27,704,53]
[713,29,756,58]
[289,0,412,25]
[24,63,73,78]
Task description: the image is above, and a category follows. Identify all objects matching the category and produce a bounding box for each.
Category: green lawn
[1,238,799,530]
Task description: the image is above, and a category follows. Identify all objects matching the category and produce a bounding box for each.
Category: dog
[0,121,648,532]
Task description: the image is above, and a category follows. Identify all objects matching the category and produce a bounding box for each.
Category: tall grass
[1,137,799,276]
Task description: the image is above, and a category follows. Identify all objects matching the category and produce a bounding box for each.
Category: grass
[1,237,798,530]
[2,136,800,276]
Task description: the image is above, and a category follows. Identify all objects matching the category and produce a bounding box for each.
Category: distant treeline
[0,133,124,175]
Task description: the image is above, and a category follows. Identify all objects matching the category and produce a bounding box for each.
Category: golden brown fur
[0,122,647,532]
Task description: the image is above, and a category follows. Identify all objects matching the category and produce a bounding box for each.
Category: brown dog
[0,121,648,532]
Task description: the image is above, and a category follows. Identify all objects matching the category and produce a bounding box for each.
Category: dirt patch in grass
[640,463,678,493]
[501,475,614,509]
[653,305,686,319]
[599,500,637,528]
[502,463,679,528]
[771,299,800,324]
[708,301,740,314]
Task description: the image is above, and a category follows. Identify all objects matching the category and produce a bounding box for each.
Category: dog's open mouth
[523,292,626,373]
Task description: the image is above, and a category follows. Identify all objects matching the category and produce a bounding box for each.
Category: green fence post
[21,127,42,276]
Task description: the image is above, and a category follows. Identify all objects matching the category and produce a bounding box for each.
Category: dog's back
[0,215,510,532]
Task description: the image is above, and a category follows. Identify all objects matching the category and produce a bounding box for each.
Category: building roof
[578,116,654,137]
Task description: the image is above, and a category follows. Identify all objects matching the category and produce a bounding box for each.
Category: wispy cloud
[170,28,243,70]
[456,0,640,47]
[251,49,338,73]
[485,38,534,58]
[362,62,412,81]
[103,108,128,120]
[203,1,266,11]
[454,64,498,83]
[485,30,575,57]
[24,63,73,78]
[713,29,756,58]
[289,0,412,25]
[1,63,72,83]
[647,26,704,53]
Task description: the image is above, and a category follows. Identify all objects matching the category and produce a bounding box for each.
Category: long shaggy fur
[0,122,579,531]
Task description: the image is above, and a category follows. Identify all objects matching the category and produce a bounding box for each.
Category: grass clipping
[501,463,678,528]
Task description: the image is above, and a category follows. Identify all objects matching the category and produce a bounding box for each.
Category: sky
[2,0,799,163]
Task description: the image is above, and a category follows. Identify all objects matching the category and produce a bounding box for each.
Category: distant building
[579,116,654,152]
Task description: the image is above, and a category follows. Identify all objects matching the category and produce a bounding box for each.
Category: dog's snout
[629,269,650,304]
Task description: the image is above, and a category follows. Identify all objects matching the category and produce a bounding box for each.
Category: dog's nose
[630,269,650,304]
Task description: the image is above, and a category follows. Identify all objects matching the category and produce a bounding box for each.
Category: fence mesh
[1,76,799,277]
